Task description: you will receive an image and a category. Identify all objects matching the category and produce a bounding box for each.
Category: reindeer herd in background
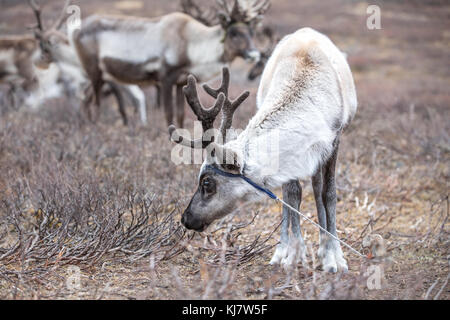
[0,0,358,272]
[0,0,274,125]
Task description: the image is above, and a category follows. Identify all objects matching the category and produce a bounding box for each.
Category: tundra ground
[0,0,448,299]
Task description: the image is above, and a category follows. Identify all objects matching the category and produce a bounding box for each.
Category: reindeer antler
[28,0,71,33]
[241,0,271,22]
[49,0,71,31]
[169,75,225,149]
[169,67,249,148]
[28,0,44,33]
[181,0,217,26]
[217,0,271,25]
[203,68,249,140]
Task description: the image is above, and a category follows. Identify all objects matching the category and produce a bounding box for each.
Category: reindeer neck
[185,24,229,81]
[51,40,82,70]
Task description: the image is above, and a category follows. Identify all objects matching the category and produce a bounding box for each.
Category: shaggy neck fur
[220,28,357,191]
[185,23,229,82]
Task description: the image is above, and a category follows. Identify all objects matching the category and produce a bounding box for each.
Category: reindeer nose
[181,210,193,228]
[245,50,261,62]
[181,210,206,232]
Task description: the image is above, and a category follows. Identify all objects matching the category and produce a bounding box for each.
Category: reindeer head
[28,0,70,69]
[183,0,270,63]
[248,25,276,80]
[169,68,257,232]
[217,0,271,62]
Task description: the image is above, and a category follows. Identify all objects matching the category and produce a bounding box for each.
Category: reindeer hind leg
[313,166,337,272]
[320,137,348,273]
[126,85,147,124]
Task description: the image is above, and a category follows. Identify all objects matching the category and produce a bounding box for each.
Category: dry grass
[0,0,449,300]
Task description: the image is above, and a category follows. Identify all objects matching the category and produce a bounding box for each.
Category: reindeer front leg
[270,180,307,268]
[155,83,161,109]
[176,84,185,127]
[162,79,174,125]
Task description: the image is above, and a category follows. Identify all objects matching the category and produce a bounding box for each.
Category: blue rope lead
[205,164,369,260]
[206,165,277,199]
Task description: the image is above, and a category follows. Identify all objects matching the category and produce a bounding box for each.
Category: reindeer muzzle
[181,210,208,232]
[244,49,261,62]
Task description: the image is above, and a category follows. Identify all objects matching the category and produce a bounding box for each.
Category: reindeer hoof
[270,240,307,269]
[324,265,338,273]
[319,241,348,273]
[269,244,288,265]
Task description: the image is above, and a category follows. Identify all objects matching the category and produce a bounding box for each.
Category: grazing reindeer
[247,25,277,81]
[169,27,357,272]
[28,0,147,125]
[0,0,73,101]
[0,33,65,109]
[0,35,39,107]
[72,0,269,127]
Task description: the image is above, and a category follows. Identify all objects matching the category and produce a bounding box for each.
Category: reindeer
[27,0,147,125]
[72,0,270,127]
[247,25,277,81]
[169,27,357,273]
[0,32,69,110]
[0,34,41,107]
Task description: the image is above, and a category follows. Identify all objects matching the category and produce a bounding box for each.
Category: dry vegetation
[0,0,449,299]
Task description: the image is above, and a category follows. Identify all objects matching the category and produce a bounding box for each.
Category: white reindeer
[72,0,269,127]
[169,27,357,272]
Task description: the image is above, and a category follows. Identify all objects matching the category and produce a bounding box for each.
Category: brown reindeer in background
[247,25,277,81]
[27,0,147,125]
[0,35,39,107]
[72,0,270,127]
[0,0,69,109]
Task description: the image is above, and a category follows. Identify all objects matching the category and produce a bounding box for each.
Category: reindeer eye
[222,163,238,172]
[201,177,215,195]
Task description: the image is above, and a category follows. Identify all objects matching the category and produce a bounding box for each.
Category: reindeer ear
[207,142,242,174]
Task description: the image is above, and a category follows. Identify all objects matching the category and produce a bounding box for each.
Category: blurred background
[0,0,448,300]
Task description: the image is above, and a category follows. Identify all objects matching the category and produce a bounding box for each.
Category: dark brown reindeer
[247,25,277,81]
[72,0,270,127]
